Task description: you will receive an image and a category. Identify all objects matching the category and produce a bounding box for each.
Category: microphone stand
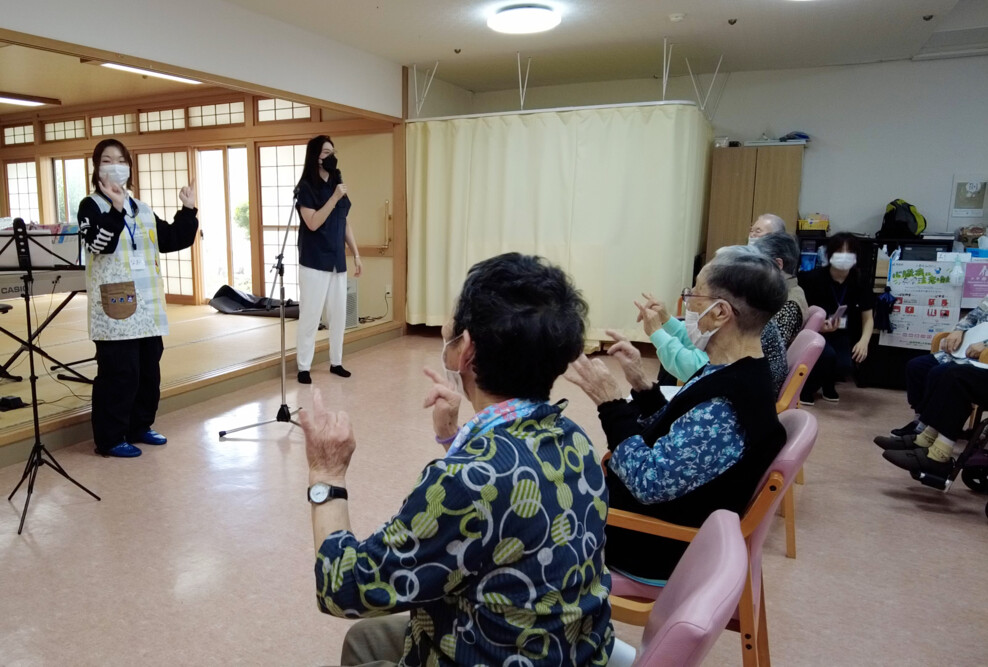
[218,193,301,438]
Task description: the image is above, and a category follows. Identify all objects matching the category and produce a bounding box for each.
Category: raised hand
[97,178,127,212]
[422,367,461,449]
[299,388,356,481]
[178,178,196,209]
[605,329,651,392]
[564,354,625,406]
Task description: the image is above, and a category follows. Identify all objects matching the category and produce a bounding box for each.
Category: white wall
[437,56,988,236]
[705,57,988,235]
[0,0,402,118]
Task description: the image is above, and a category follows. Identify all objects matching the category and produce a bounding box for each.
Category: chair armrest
[739,471,785,537]
[776,363,808,414]
[930,331,948,354]
[607,508,699,543]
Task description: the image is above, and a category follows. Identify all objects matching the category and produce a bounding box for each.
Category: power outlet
[385,283,392,298]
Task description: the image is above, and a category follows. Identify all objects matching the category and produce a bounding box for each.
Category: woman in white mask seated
[77,139,198,458]
[796,233,875,406]
[633,245,789,396]
[565,251,788,583]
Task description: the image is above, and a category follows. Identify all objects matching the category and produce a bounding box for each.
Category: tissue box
[798,214,830,232]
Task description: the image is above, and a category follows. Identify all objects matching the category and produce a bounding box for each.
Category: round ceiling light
[487,4,561,34]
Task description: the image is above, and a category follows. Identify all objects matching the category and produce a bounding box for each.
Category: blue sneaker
[132,430,167,446]
[101,442,142,458]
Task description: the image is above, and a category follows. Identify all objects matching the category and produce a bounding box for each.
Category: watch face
[309,483,330,503]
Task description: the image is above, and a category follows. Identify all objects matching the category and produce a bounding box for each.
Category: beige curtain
[406,103,711,343]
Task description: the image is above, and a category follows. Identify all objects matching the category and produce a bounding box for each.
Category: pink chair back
[802,305,826,333]
[746,410,819,609]
[777,329,826,409]
[635,510,748,667]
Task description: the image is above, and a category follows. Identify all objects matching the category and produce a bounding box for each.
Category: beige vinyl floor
[0,333,986,666]
[0,294,386,441]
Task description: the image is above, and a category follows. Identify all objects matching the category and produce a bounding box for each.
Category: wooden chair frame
[606,468,786,667]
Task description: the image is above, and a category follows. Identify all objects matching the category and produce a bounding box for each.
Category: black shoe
[882,447,954,477]
[798,391,815,407]
[873,433,917,450]
[821,387,839,403]
[891,420,920,436]
[330,365,351,378]
[297,371,312,384]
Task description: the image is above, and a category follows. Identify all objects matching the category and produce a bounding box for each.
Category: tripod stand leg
[40,446,101,501]
[15,450,42,534]
[219,417,293,438]
[7,445,40,501]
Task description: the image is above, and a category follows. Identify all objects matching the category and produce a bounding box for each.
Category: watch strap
[308,482,348,504]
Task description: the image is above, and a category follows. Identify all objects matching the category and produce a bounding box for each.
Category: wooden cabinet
[705,145,803,260]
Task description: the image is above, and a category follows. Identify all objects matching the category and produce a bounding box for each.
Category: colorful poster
[879,261,964,350]
[962,261,988,308]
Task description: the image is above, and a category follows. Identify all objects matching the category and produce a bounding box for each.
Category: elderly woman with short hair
[567,249,788,583]
[302,253,614,666]
[752,232,807,345]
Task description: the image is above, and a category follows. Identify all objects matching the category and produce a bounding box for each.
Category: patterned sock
[927,436,955,463]
[915,427,937,448]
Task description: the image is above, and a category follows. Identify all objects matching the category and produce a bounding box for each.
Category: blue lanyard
[124,199,138,250]
[830,281,848,307]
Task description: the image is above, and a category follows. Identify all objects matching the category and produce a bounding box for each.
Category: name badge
[838,316,848,330]
[129,254,147,272]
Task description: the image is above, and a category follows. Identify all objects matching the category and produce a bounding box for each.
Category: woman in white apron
[77,139,199,458]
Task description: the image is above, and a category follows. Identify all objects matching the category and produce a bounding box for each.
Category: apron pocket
[100,281,138,320]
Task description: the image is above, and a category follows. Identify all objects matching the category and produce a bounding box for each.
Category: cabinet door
[752,146,803,233]
[705,147,757,260]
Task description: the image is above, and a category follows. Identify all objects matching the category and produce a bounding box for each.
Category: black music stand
[5,219,99,534]
[0,225,92,384]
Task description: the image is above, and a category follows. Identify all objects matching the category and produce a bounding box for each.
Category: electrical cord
[358,292,391,324]
[31,276,92,406]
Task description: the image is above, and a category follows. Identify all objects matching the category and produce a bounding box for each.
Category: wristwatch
[307,482,348,504]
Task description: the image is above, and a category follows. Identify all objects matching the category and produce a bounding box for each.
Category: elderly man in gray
[749,213,786,240]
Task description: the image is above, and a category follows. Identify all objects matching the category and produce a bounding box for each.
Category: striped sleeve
[77,197,125,255]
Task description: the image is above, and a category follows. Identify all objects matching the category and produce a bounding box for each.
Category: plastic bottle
[949,259,965,286]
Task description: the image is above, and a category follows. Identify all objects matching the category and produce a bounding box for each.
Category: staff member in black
[798,233,875,405]
[295,135,361,384]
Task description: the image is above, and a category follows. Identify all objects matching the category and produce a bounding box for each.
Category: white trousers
[297,265,347,370]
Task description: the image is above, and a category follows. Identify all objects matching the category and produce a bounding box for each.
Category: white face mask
[440,333,465,395]
[684,300,726,351]
[747,236,758,246]
[829,252,857,271]
[99,164,130,188]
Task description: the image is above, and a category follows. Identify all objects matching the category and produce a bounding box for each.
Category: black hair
[706,250,787,334]
[753,232,800,275]
[90,138,134,191]
[825,232,861,260]
[297,134,336,195]
[452,253,588,401]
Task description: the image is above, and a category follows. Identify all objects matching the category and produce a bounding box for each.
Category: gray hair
[755,213,786,234]
[706,246,788,334]
[752,232,800,275]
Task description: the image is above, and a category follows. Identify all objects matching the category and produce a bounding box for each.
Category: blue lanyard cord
[124,198,138,250]
[831,281,848,307]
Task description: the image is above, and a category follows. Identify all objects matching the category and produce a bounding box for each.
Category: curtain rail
[407,100,697,124]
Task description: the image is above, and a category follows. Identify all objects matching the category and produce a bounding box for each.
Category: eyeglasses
[681,288,740,315]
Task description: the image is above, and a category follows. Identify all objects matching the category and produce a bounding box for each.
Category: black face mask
[321,155,338,172]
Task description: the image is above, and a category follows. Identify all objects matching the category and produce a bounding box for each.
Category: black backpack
[877,199,927,239]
